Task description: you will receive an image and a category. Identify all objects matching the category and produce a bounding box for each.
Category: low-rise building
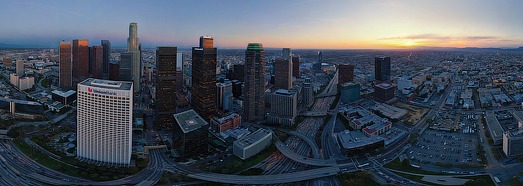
[52,90,76,105]
[233,128,272,160]
[210,113,241,133]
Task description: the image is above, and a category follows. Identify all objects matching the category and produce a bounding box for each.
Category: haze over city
[2,0,523,49]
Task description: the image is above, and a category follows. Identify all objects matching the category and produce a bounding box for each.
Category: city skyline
[1,0,523,49]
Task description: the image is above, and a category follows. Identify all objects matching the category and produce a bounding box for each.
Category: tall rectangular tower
[156,47,177,129]
[127,22,141,93]
[59,41,72,87]
[101,40,111,77]
[375,57,391,82]
[73,39,89,83]
[191,36,217,119]
[89,46,104,79]
[244,43,266,122]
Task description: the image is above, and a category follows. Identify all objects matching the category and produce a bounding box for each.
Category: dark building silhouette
[119,52,133,81]
[89,46,104,79]
[191,36,217,120]
[292,56,300,78]
[244,43,266,122]
[108,61,119,81]
[374,83,395,102]
[338,64,354,84]
[156,47,177,129]
[72,39,89,83]
[101,40,111,77]
[232,80,242,98]
[274,58,292,90]
[59,41,72,87]
[375,57,391,82]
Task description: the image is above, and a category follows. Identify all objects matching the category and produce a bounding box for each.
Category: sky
[1,0,523,49]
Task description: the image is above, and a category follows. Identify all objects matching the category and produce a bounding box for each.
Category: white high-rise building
[77,78,133,165]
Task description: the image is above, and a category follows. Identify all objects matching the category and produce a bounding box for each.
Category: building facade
[340,82,360,103]
[233,128,272,160]
[374,83,395,102]
[76,78,133,165]
[128,22,141,93]
[60,41,73,88]
[89,46,104,79]
[338,64,354,84]
[156,47,177,129]
[16,59,24,76]
[267,89,298,126]
[292,56,300,78]
[173,109,208,157]
[375,57,391,82]
[217,81,232,110]
[210,113,241,133]
[73,39,89,83]
[119,52,133,81]
[192,36,217,119]
[244,43,266,122]
[274,58,292,90]
[101,40,111,77]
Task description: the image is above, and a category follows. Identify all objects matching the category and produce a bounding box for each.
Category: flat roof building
[173,109,208,157]
[76,78,133,165]
[233,128,272,160]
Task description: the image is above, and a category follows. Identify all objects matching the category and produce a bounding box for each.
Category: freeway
[273,128,321,158]
[275,140,336,166]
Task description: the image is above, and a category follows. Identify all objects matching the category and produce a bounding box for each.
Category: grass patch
[13,139,142,181]
[457,175,495,186]
[221,144,275,174]
[337,171,380,186]
[384,158,449,175]
[393,171,437,186]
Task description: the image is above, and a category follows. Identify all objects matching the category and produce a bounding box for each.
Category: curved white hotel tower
[77,78,133,165]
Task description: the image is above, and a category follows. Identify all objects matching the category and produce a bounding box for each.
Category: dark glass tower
[101,40,111,77]
[338,64,354,84]
[244,43,266,122]
[72,39,89,83]
[59,41,72,87]
[191,36,217,119]
[375,57,391,82]
[156,47,177,129]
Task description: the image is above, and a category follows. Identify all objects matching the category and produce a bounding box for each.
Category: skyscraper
[89,46,104,79]
[72,39,89,83]
[191,36,217,119]
[101,40,111,77]
[244,43,266,122]
[175,52,184,91]
[15,60,24,76]
[292,56,300,78]
[127,22,141,93]
[59,41,72,87]
[2,57,12,69]
[77,78,133,165]
[338,64,354,84]
[375,57,391,82]
[274,58,292,90]
[119,52,133,81]
[156,47,177,129]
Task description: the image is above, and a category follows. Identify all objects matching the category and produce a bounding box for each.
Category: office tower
[89,46,104,79]
[119,52,133,81]
[217,81,233,109]
[340,82,360,103]
[244,43,266,122]
[175,52,184,90]
[375,57,391,82]
[109,61,120,81]
[3,57,12,69]
[292,56,300,78]
[173,109,208,157]
[232,80,242,98]
[282,48,292,61]
[76,78,133,165]
[274,58,292,90]
[267,89,298,126]
[191,36,217,119]
[374,83,395,102]
[127,22,141,93]
[338,64,354,84]
[232,64,245,82]
[73,39,89,83]
[101,40,111,77]
[59,41,72,87]
[156,47,177,129]
[303,78,314,108]
[16,60,24,76]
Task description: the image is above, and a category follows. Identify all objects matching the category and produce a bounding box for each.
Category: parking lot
[407,112,483,167]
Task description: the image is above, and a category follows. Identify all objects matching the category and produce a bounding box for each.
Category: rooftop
[338,130,384,149]
[52,90,76,97]
[79,78,132,90]
[274,89,297,96]
[376,83,393,89]
[234,128,272,149]
[173,109,208,133]
[247,43,264,51]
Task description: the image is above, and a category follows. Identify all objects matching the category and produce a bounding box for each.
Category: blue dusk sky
[1,0,523,49]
